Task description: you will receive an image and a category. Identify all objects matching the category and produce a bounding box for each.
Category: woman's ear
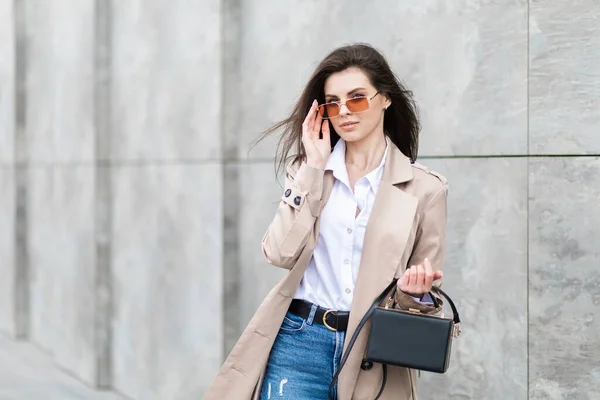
[384,94,392,110]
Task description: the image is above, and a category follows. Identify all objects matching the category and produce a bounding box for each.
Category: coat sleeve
[261,162,325,269]
[395,182,448,315]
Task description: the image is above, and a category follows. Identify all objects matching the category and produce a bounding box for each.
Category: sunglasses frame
[318,92,380,120]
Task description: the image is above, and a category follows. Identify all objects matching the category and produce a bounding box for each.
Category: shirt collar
[325,137,389,193]
[325,138,349,187]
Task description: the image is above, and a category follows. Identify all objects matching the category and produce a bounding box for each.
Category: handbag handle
[392,284,462,327]
[328,279,461,400]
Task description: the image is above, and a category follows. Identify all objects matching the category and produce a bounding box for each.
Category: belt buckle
[322,309,338,331]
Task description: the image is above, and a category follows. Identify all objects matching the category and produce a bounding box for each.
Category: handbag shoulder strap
[328,279,398,399]
[328,279,461,400]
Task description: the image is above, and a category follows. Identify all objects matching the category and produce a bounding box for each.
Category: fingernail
[424,258,429,262]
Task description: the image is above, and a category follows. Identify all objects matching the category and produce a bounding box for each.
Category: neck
[345,132,387,171]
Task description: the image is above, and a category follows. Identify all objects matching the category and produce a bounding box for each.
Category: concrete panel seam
[13,0,30,339]
[526,0,530,395]
[17,155,600,166]
[11,159,226,168]
[93,0,113,389]
[418,154,600,159]
[221,0,243,360]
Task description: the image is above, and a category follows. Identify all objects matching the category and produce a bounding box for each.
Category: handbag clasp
[384,295,394,309]
[453,323,461,338]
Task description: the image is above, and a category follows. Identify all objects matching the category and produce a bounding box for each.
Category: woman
[204,44,448,400]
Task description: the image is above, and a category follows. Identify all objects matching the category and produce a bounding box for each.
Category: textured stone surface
[222,163,241,357]
[28,166,96,385]
[417,158,528,400]
[110,0,222,161]
[236,163,287,330]
[0,334,125,400]
[1,2,599,399]
[0,0,14,165]
[111,164,222,400]
[25,0,95,163]
[0,168,15,336]
[529,158,600,400]
[239,1,527,160]
[529,1,600,155]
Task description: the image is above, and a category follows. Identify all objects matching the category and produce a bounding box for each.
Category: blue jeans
[260,307,347,400]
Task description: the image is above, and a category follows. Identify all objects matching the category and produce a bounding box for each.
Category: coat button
[284,189,291,197]
[294,196,301,206]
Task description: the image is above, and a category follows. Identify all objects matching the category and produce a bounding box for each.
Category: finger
[433,270,443,280]
[302,102,314,131]
[303,100,318,136]
[307,101,318,138]
[400,268,410,292]
[321,120,330,142]
[416,264,425,291]
[424,258,434,272]
[313,106,323,138]
[409,265,419,286]
[424,259,434,291]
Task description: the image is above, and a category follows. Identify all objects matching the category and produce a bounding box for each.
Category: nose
[338,102,351,116]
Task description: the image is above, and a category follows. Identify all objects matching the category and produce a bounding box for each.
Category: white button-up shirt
[294,138,388,311]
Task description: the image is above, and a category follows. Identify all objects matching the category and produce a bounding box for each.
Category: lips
[340,121,359,127]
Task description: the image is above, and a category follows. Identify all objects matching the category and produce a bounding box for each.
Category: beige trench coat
[203,143,448,400]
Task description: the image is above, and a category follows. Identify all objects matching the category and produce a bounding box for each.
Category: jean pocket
[279,312,306,334]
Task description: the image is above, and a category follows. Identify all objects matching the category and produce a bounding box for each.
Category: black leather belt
[289,299,350,332]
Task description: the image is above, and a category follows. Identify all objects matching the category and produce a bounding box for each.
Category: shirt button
[343,259,350,265]
[347,228,352,234]
[345,288,351,294]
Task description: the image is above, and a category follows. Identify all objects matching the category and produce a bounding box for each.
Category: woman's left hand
[400,258,443,298]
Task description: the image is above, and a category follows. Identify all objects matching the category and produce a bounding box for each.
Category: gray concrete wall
[1,0,223,399]
[0,1,598,399]
[108,1,223,398]
[25,0,97,386]
[0,0,15,338]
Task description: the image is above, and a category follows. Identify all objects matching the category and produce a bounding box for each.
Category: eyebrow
[325,87,367,99]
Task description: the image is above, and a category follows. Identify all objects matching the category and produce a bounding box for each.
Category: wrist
[305,159,326,170]
[402,289,424,299]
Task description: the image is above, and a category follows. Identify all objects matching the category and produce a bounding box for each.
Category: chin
[336,130,367,143]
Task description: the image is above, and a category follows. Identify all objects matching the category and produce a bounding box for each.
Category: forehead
[324,67,374,97]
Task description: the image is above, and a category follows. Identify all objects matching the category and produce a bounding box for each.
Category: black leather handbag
[329,278,461,400]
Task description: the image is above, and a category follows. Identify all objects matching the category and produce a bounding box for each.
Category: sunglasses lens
[322,103,339,119]
[347,97,369,113]
[318,105,327,118]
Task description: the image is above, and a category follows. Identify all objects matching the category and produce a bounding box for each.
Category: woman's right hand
[302,100,331,170]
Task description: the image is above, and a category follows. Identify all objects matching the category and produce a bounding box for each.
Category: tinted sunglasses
[317,92,380,120]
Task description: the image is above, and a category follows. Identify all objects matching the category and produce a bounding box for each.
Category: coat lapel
[338,145,419,399]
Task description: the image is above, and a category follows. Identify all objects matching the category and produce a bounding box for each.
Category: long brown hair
[257,43,420,176]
